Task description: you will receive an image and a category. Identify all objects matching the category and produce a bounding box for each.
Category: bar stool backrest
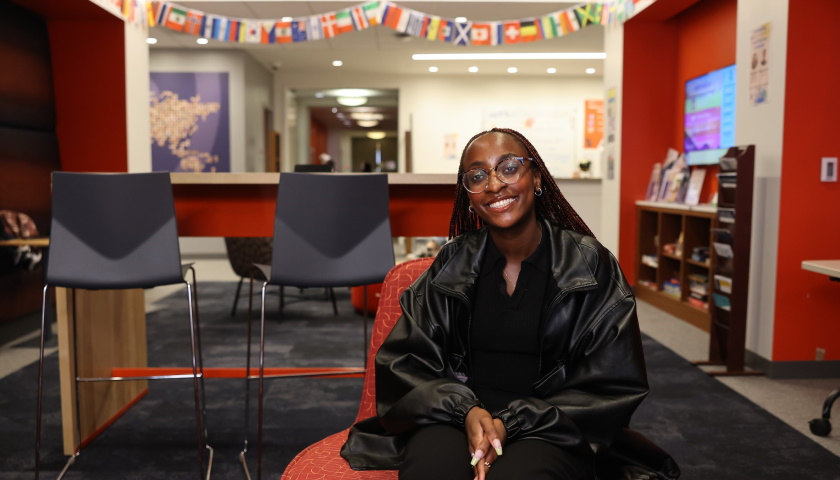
[46,172,184,289]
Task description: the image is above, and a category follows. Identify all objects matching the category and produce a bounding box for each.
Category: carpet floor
[1,282,839,480]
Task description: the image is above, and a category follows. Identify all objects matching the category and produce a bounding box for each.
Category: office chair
[280,258,433,480]
[35,172,212,480]
[293,163,334,173]
[241,172,395,480]
[224,237,272,317]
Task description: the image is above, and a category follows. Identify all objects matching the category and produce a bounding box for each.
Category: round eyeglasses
[460,156,534,193]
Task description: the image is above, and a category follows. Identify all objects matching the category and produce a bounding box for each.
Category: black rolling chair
[35,172,212,480]
[240,173,395,480]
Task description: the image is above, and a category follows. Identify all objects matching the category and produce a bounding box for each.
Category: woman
[341,128,678,480]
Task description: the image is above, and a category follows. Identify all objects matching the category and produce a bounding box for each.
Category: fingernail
[492,439,503,455]
[469,449,484,466]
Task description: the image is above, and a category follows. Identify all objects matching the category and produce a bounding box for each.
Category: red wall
[48,17,127,172]
[774,0,840,361]
[619,0,735,282]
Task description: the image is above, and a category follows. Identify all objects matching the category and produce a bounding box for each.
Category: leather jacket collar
[430,217,598,300]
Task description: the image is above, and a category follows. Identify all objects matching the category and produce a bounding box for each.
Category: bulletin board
[483,107,578,178]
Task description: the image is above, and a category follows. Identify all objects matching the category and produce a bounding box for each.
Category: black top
[470,228,550,413]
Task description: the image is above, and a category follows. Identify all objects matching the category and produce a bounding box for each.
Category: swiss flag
[503,21,521,44]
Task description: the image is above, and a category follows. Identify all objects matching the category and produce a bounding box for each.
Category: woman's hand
[466,408,507,480]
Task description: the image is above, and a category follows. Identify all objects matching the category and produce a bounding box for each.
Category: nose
[485,170,506,193]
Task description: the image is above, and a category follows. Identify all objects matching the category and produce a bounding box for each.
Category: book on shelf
[641,254,659,268]
[683,167,707,206]
[687,296,708,310]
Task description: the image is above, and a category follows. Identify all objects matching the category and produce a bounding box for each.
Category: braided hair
[448,127,594,239]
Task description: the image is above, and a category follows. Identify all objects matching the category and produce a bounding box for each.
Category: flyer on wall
[750,23,770,106]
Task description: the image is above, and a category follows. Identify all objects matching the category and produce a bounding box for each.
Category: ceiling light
[429,66,439,73]
[146,37,158,45]
[585,68,596,74]
[413,52,606,61]
[329,89,376,97]
[350,113,384,121]
[281,16,292,22]
[547,67,557,74]
[468,66,478,73]
[507,67,518,74]
[314,92,325,98]
[331,107,338,113]
[455,16,467,23]
[196,37,209,45]
[337,96,368,106]
[332,60,343,67]
[367,131,386,140]
[357,120,379,128]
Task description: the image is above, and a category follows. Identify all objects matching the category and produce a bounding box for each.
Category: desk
[0,237,49,248]
[801,260,840,280]
[56,173,457,453]
[801,259,840,437]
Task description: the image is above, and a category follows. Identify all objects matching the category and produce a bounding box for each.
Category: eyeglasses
[460,156,534,193]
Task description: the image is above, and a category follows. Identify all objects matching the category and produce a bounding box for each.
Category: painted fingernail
[469,449,484,466]
[492,439,503,455]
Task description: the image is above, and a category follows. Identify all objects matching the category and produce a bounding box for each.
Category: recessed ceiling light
[336,113,345,119]
[337,96,368,106]
[428,66,439,73]
[332,60,343,67]
[585,67,596,74]
[468,66,478,73]
[507,67,518,74]
[281,16,292,22]
[454,17,467,23]
[146,37,158,45]
[367,131,387,140]
[547,67,557,74]
[196,37,209,45]
[357,120,379,128]
[413,52,606,61]
[314,92,325,98]
[350,113,384,121]
[331,107,338,113]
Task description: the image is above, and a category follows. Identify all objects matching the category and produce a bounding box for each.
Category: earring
[468,205,475,213]
[535,187,543,197]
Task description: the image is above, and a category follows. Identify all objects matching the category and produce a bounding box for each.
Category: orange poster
[584,99,604,149]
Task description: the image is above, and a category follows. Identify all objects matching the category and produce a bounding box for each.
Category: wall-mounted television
[684,64,736,166]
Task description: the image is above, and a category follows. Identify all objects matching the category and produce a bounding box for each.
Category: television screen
[684,64,736,166]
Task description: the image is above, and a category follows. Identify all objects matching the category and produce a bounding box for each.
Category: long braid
[448,128,594,239]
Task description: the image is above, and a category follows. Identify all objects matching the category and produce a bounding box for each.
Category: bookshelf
[635,201,716,331]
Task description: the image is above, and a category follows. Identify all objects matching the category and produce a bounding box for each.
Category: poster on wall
[443,133,458,160]
[584,99,604,149]
[149,72,230,172]
[749,23,770,106]
[483,107,577,178]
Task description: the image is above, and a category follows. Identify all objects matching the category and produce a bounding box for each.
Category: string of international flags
[111,0,646,47]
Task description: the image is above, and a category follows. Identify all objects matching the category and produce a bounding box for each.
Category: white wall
[735,0,789,360]
[244,54,274,172]
[600,22,625,255]
[125,21,151,173]
[274,72,604,176]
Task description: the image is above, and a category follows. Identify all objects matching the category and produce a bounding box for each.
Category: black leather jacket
[341,219,652,472]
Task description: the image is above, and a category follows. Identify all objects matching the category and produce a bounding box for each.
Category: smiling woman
[340,127,680,480]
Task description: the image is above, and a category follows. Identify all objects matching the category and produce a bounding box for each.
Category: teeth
[488,197,515,208]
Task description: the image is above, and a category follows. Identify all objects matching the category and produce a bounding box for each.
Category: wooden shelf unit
[635,202,716,332]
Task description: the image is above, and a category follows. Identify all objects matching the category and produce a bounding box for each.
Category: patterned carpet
[1,282,839,479]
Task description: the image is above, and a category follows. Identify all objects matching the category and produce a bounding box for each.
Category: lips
[486,197,516,210]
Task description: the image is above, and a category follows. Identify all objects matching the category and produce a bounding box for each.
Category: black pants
[399,424,593,480]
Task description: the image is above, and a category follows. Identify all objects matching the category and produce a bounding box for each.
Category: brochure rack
[700,145,761,376]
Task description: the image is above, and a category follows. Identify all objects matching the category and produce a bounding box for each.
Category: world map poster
[149,72,230,172]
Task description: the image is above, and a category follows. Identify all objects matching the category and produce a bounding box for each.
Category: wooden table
[56,173,457,453]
